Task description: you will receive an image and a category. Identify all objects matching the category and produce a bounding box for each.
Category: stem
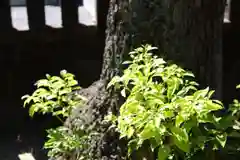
[56,115,64,123]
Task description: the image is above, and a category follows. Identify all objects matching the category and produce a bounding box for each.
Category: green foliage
[107,45,229,160]
[21,47,240,160]
[44,126,86,158]
[217,85,240,157]
[22,70,85,121]
[22,70,87,159]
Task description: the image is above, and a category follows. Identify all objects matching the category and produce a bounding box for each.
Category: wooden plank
[26,0,45,30]
[0,0,12,30]
[230,0,240,25]
[97,0,109,36]
[61,0,78,28]
[77,0,83,6]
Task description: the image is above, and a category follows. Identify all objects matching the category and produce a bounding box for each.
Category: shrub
[22,70,87,159]
[106,45,238,160]
[21,46,240,160]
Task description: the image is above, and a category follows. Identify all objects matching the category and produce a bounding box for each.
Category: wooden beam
[0,0,12,30]
[61,0,78,28]
[26,0,45,30]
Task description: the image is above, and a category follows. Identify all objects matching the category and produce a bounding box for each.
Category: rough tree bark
[64,0,131,159]
[63,0,226,160]
[160,0,226,99]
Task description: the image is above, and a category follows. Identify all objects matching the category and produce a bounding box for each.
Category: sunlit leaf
[139,123,156,141]
[158,145,170,160]
[107,76,122,89]
[236,84,240,89]
[193,87,209,100]
[35,79,49,88]
[121,88,126,97]
[127,127,135,139]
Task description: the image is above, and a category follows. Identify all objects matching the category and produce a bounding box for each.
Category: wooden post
[230,0,240,27]
[78,0,83,6]
[26,0,45,30]
[61,0,78,28]
[0,0,12,30]
[97,0,109,37]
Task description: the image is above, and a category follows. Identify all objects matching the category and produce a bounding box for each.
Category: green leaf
[184,118,197,133]
[193,87,209,100]
[67,80,78,87]
[236,84,240,89]
[51,81,65,90]
[35,79,49,88]
[53,110,64,116]
[135,92,145,101]
[29,104,39,117]
[216,133,227,148]
[32,88,50,97]
[198,113,215,123]
[60,69,67,77]
[205,100,223,112]
[175,115,185,127]
[195,136,207,150]
[233,120,240,130]
[50,76,64,84]
[154,58,166,66]
[228,131,240,138]
[21,94,30,100]
[158,145,170,160]
[173,137,190,153]
[121,88,126,97]
[149,138,159,152]
[46,74,51,80]
[183,72,195,78]
[122,61,132,65]
[163,110,174,119]
[171,127,189,141]
[127,139,138,156]
[171,127,190,152]
[139,123,156,141]
[127,127,135,139]
[207,90,215,98]
[167,77,180,99]
[107,76,121,89]
[189,81,199,86]
[59,88,72,95]
[216,115,234,130]
[23,96,33,107]
[176,86,197,96]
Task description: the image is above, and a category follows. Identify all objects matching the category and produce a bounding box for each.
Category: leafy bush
[21,46,240,160]
[44,126,89,158]
[22,70,85,120]
[106,45,236,160]
[22,70,87,158]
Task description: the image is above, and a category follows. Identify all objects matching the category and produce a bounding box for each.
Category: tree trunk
[64,0,131,159]
[64,0,226,160]
[159,0,225,99]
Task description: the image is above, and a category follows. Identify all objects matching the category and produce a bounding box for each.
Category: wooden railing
[0,0,108,32]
